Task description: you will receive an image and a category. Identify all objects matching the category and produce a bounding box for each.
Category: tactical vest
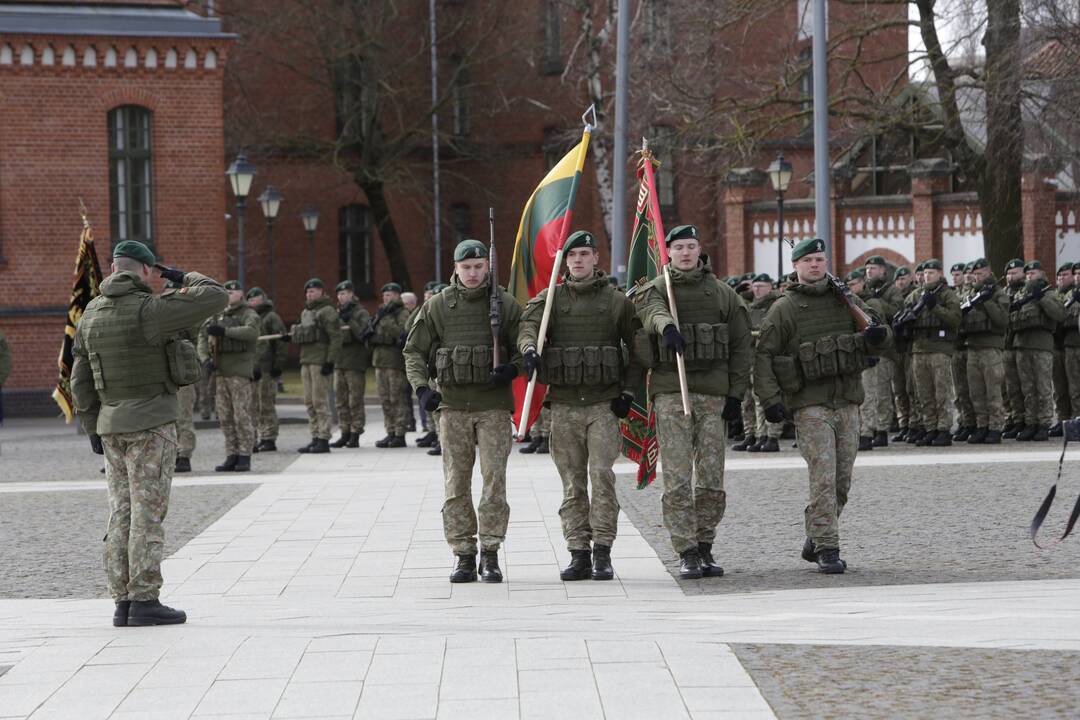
[655,274,731,371]
[432,285,510,387]
[79,292,174,401]
[340,301,359,345]
[961,284,997,335]
[1010,287,1058,333]
[912,286,958,342]
[540,282,621,387]
[749,296,776,330]
[292,305,330,344]
[215,306,254,354]
[782,291,866,390]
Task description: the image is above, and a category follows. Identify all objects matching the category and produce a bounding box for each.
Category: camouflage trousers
[196,370,215,419]
[376,368,409,436]
[335,368,367,434]
[534,405,552,438]
[905,352,925,429]
[654,392,727,554]
[892,352,912,429]
[952,351,975,428]
[966,347,1006,431]
[1065,347,1080,416]
[176,384,197,458]
[741,386,781,439]
[102,422,176,601]
[859,358,894,434]
[550,401,621,550]
[912,352,956,432]
[1017,349,1055,427]
[254,374,279,441]
[439,408,511,554]
[301,363,333,440]
[216,375,255,455]
[795,403,858,552]
[1053,349,1072,422]
[1004,349,1024,424]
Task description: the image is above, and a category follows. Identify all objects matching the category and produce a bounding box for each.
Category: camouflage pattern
[550,401,621,550]
[335,368,367,434]
[967,347,1006,431]
[952,351,975,428]
[859,358,894,433]
[1053,349,1072,421]
[254,374,279,441]
[197,369,215,419]
[794,404,858,552]
[302,363,333,440]
[102,422,177,601]
[439,408,512,554]
[376,367,409,435]
[1017,349,1055,427]
[741,384,781,439]
[1065,347,1080,415]
[892,352,912,429]
[654,392,727,554]
[176,384,196,458]
[1003,349,1024,424]
[535,405,551,438]
[912,352,956,431]
[216,375,255,455]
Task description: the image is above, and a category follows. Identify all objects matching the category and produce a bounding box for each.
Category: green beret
[846,267,866,281]
[381,282,403,293]
[894,267,911,278]
[246,287,265,299]
[112,240,156,267]
[865,255,887,267]
[753,273,773,284]
[433,282,449,294]
[454,239,488,262]
[923,259,943,270]
[305,278,324,290]
[915,262,925,272]
[963,262,975,273]
[791,237,826,262]
[950,263,966,273]
[564,230,597,252]
[725,277,740,288]
[1024,260,1042,272]
[970,258,989,270]
[740,272,755,282]
[224,280,242,291]
[665,224,698,246]
[163,279,183,290]
[1005,258,1025,271]
[1058,262,1074,274]
[336,280,355,292]
[607,276,620,286]
[424,280,439,291]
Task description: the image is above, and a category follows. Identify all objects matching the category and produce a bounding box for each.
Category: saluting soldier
[1051,263,1076,435]
[959,258,1009,444]
[755,238,890,573]
[72,240,227,625]
[734,273,782,453]
[1002,259,1028,437]
[636,224,752,580]
[890,266,915,441]
[291,279,343,453]
[904,259,961,447]
[330,280,372,448]
[518,230,641,582]
[247,287,287,452]
[369,282,410,448]
[404,239,522,584]
[1011,260,1066,441]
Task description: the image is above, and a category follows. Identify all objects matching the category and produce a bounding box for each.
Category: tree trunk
[584,0,615,248]
[359,177,414,291]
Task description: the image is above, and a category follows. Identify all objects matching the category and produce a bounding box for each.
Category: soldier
[850,264,897,450]
[637,224,752,580]
[423,282,451,457]
[290,279,343,453]
[951,262,977,441]
[401,292,419,434]
[518,230,641,581]
[734,273,782,453]
[755,238,890,573]
[404,239,522,583]
[163,279,199,472]
[1011,260,1066,441]
[1060,263,1080,431]
[959,257,1009,444]
[247,287,287,452]
[1051,263,1076,435]
[890,266,915,441]
[415,282,441,449]
[368,282,410,448]
[1001,259,1028,437]
[71,240,226,625]
[330,280,372,448]
[950,262,966,290]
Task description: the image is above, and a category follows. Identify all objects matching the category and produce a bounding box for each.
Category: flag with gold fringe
[53,209,103,422]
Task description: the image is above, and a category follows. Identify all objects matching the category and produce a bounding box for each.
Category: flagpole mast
[609,0,630,285]
[515,107,596,440]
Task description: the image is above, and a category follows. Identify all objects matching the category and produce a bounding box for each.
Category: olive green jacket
[907,280,962,355]
[1057,286,1080,347]
[197,301,260,378]
[1012,279,1066,352]
[864,276,905,320]
[337,299,373,371]
[293,296,343,366]
[72,271,227,435]
[371,300,407,370]
[960,278,1009,350]
[253,300,288,374]
[0,330,10,386]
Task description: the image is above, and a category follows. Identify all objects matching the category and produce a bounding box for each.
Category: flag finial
[581,104,597,132]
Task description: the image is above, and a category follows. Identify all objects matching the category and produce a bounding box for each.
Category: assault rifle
[960,285,994,314]
[489,208,501,368]
[1064,288,1080,310]
[892,283,944,334]
[359,303,394,343]
[825,273,875,331]
[1009,284,1047,312]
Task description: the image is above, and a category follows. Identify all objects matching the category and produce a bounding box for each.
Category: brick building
[0,0,232,415]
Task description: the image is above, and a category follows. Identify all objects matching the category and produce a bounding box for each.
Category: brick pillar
[1021,155,1059,269]
[721,168,767,276]
[909,158,952,262]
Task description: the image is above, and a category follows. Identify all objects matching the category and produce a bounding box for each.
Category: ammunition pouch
[1011,300,1058,333]
[961,307,992,335]
[290,323,324,344]
[539,345,621,386]
[656,322,729,369]
[435,345,501,386]
[165,338,202,387]
[797,333,868,381]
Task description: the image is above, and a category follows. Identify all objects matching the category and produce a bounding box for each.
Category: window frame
[339,204,373,298]
[107,105,156,251]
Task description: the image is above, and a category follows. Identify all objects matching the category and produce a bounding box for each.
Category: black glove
[375,306,391,320]
[204,359,217,373]
[271,366,283,379]
[863,324,888,344]
[280,333,291,343]
[764,403,787,424]
[340,310,353,323]
[922,291,938,309]
[320,362,335,376]
[721,396,742,422]
[523,347,542,380]
[158,266,186,284]
[661,324,686,353]
[490,363,518,387]
[253,368,262,382]
[89,433,104,455]
[417,386,443,412]
[610,393,633,419]
[207,324,226,337]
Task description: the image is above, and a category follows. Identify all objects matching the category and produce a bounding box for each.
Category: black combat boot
[931,431,952,447]
[892,427,908,443]
[760,437,780,453]
[698,542,724,578]
[560,548,592,581]
[1002,420,1017,436]
[801,537,818,563]
[113,600,131,627]
[953,426,972,442]
[858,436,875,451]
[536,437,550,454]
[816,549,846,574]
[781,422,796,440]
[345,432,361,448]
[407,418,417,433]
[591,545,614,581]
[449,554,477,583]
[984,429,1003,444]
[375,434,394,448]
[427,441,442,456]
[256,439,277,452]
[252,443,259,454]
[967,427,988,444]
[1003,424,1024,440]
[174,456,191,473]
[733,435,757,452]
[1032,426,1050,441]
[906,427,925,444]
[915,429,936,447]
[872,430,888,448]
[127,599,187,626]
[297,439,318,453]
[1050,422,1064,437]
[678,547,704,580]
[416,431,437,448]
[479,550,503,583]
[329,433,350,448]
[215,455,238,472]
[1017,425,1037,441]
[234,455,251,472]
[388,435,406,448]
[519,436,542,454]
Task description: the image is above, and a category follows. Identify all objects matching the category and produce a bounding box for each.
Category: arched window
[108,106,155,248]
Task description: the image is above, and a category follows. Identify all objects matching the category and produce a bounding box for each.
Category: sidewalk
[2,431,1079,719]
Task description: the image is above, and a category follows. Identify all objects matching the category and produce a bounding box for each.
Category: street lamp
[226,153,257,287]
[767,152,793,280]
[258,185,283,299]
[301,205,320,277]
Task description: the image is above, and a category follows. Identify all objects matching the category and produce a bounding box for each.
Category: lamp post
[226,153,256,287]
[258,185,283,299]
[301,205,320,278]
[767,152,793,280]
